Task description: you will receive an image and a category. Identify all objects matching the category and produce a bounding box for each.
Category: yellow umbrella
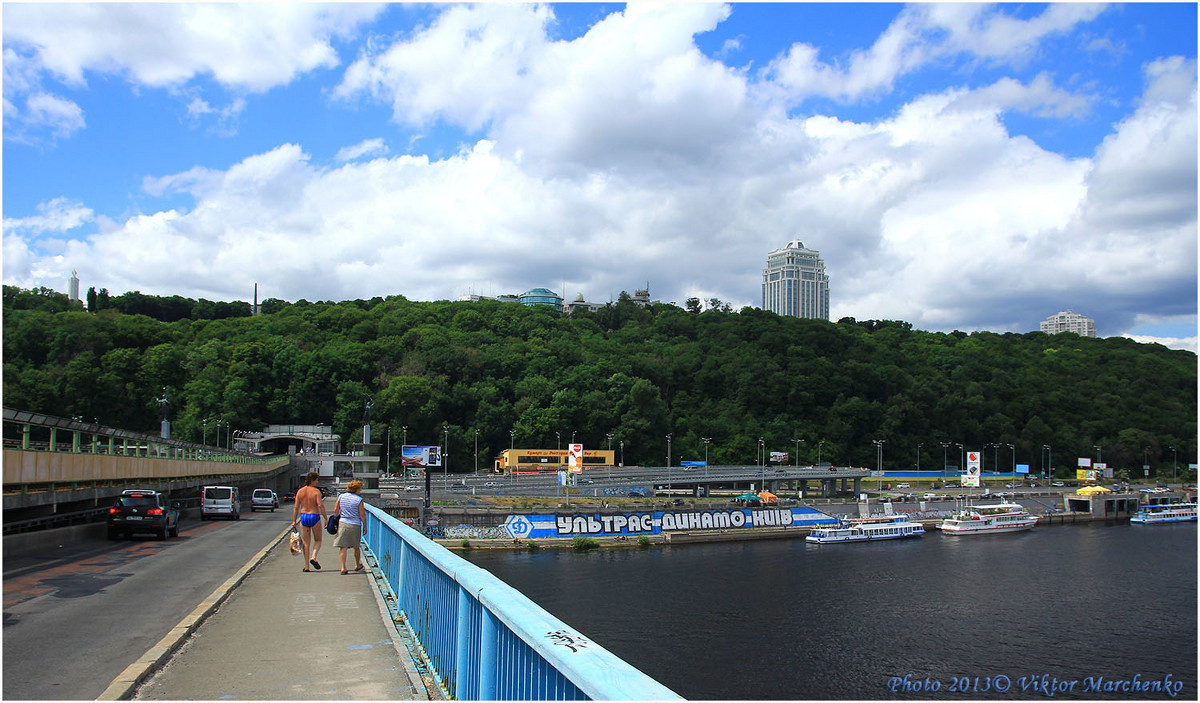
[1077,485,1111,495]
[758,491,779,504]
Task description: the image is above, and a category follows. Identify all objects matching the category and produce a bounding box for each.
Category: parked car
[201,485,240,520]
[251,488,279,512]
[1051,481,1065,487]
[895,483,911,489]
[108,490,179,540]
[1005,482,1022,488]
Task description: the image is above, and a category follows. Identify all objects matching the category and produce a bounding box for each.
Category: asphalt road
[2,502,301,700]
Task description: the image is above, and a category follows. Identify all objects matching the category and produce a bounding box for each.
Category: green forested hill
[3,286,1195,477]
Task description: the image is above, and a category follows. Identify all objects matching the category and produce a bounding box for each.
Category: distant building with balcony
[1040,310,1096,337]
[762,240,830,320]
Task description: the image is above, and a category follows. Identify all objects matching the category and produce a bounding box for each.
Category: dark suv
[108,491,180,540]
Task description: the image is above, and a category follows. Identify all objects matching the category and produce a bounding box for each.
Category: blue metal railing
[363,504,682,701]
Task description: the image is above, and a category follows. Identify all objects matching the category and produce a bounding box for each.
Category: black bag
[326,514,340,535]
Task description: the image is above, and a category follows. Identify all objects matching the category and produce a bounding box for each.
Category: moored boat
[937,501,1037,534]
[806,514,926,544]
[1130,502,1197,524]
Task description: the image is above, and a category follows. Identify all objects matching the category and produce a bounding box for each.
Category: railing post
[50,428,58,452]
[22,423,30,450]
[479,608,498,701]
[72,430,80,453]
[456,585,472,700]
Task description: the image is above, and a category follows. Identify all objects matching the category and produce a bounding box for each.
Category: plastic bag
[289,529,301,555]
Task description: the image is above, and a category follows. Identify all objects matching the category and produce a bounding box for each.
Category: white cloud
[3,197,94,235]
[763,4,1110,103]
[3,4,382,91]
[335,138,390,163]
[5,3,1192,348]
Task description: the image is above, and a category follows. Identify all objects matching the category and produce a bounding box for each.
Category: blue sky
[3,3,1196,350]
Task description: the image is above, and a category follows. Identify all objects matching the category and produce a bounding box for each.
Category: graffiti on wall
[503,507,837,539]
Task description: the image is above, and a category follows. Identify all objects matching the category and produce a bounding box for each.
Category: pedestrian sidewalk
[130,520,434,700]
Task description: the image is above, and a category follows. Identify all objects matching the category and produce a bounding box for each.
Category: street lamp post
[940,441,950,480]
[873,439,885,496]
[758,437,765,492]
[556,431,561,452]
[1006,443,1015,485]
[443,424,449,488]
[1169,446,1177,484]
[792,438,805,467]
[202,418,208,446]
[474,429,479,475]
[666,433,672,494]
[620,440,624,467]
[702,437,711,484]
[1044,445,1053,482]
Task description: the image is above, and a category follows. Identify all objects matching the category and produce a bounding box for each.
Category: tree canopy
[3,285,1195,478]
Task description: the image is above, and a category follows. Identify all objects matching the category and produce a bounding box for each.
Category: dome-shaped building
[519,287,563,311]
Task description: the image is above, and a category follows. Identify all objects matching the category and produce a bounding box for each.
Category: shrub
[637,534,651,548]
[526,539,540,550]
[460,539,472,550]
[571,535,599,551]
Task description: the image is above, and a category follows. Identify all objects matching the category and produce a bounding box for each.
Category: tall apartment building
[1040,310,1096,337]
[762,240,830,320]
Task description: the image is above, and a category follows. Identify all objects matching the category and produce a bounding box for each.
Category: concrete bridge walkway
[115,516,436,700]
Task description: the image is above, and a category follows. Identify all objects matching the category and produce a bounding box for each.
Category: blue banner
[1016,464,1030,474]
[503,507,837,539]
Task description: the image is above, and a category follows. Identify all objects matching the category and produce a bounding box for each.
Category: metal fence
[362,503,682,701]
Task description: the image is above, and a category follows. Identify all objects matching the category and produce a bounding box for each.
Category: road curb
[97,524,293,700]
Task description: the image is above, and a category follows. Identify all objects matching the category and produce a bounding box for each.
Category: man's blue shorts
[299,513,320,528]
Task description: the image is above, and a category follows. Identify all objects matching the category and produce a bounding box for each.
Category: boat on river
[805,514,925,543]
[937,502,1037,534]
[1130,502,1197,524]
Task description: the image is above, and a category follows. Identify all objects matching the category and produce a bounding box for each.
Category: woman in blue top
[333,480,367,574]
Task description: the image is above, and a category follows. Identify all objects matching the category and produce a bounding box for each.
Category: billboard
[964,451,982,487]
[568,443,583,473]
[401,445,442,468]
[770,451,789,464]
[1078,457,1092,468]
[1016,464,1030,474]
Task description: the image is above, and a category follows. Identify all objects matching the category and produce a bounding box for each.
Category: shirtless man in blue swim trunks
[291,472,328,571]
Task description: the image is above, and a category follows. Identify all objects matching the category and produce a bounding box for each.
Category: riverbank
[434,510,1128,551]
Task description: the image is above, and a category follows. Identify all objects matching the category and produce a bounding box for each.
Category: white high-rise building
[1040,310,1096,337]
[68,270,79,302]
[762,240,830,320]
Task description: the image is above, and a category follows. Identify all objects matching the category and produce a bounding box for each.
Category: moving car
[485,481,503,488]
[108,490,180,540]
[201,485,240,520]
[251,488,279,512]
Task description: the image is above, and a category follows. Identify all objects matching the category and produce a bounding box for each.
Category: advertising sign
[964,451,981,487]
[401,445,442,468]
[680,460,707,466]
[770,451,789,464]
[1016,464,1030,474]
[568,443,583,473]
[1078,457,1092,467]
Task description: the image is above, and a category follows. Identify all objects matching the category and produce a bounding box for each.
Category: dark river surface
[464,522,1196,700]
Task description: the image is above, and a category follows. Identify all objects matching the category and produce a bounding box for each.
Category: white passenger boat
[937,502,1037,534]
[806,515,926,543]
[1130,502,1197,524]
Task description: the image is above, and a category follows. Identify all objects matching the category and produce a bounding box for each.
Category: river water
[464,522,1196,700]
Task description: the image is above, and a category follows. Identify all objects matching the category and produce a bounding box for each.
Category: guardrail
[362,503,681,701]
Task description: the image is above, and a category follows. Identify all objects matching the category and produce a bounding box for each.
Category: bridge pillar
[854,478,862,495]
[822,479,832,497]
[799,480,808,496]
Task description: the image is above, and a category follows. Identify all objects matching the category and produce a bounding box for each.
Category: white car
[485,481,503,488]
[250,488,278,512]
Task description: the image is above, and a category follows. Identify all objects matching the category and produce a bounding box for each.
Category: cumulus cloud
[2,3,381,141]
[4,3,1193,350]
[3,197,94,235]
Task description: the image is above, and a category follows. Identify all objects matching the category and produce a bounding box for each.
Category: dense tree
[1,287,1195,478]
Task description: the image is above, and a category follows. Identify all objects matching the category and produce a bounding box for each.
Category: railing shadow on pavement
[362,503,682,701]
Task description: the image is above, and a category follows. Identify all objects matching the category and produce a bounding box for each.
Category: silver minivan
[201,485,240,520]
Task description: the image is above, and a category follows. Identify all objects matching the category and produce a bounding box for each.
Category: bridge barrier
[362,503,682,701]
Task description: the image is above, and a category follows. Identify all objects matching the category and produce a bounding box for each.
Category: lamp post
[916,442,923,477]
[792,438,805,467]
[1044,445,1052,482]
[758,437,765,492]
[215,419,223,451]
[474,429,479,475]
[666,433,673,495]
[702,437,711,484]
[1169,446,1177,484]
[1006,443,1015,485]
[818,439,824,466]
[202,418,208,446]
[443,424,449,488]
[940,441,950,480]
[620,440,624,468]
[873,439,885,495]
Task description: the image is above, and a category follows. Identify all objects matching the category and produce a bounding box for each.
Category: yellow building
[493,448,616,473]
